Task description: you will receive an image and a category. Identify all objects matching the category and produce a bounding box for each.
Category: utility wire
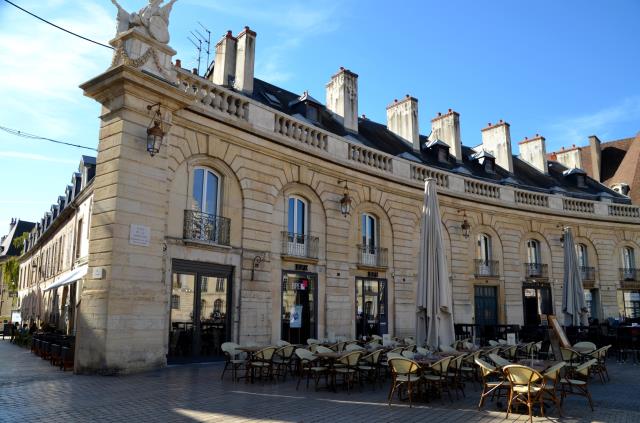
[0,125,98,152]
[3,0,114,50]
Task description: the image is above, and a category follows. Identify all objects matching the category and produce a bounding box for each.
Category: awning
[44,265,88,292]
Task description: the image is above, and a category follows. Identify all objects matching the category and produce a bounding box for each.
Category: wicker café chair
[315,345,333,354]
[446,353,467,399]
[560,358,598,411]
[387,357,422,407]
[541,361,567,417]
[461,350,481,383]
[439,344,457,354]
[502,345,518,361]
[488,340,500,347]
[276,339,291,347]
[220,342,245,381]
[423,356,453,402]
[475,357,510,410]
[295,348,328,390]
[345,343,365,352]
[273,344,296,380]
[503,364,545,422]
[589,345,611,383]
[333,351,364,393]
[358,349,383,389]
[245,346,277,383]
[560,347,581,371]
[573,341,597,354]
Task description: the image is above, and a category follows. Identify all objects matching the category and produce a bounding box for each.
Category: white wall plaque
[129,224,151,247]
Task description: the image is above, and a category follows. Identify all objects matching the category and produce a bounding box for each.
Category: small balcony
[474,259,500,278]
[183,210,231,246]
[580,266,596,282]
[281,231,319,260]
[620,268,640,285]
[524,262,548,280]
[357,245,388,269]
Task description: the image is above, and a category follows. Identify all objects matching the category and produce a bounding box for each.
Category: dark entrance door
[168,259,233,363]
[281,271,317,344]
[355,278,388,340]
[522,283,553,326]
[474,286,498,326]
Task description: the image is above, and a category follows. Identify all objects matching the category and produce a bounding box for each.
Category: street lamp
[146,103,165,157]
[338,180,352,217]
[459,210,471,239]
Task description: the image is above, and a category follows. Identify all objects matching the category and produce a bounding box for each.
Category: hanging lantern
[146,103,165,157]
[338,180,352,217]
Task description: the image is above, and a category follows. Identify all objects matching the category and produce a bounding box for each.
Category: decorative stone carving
[109,0,178,82]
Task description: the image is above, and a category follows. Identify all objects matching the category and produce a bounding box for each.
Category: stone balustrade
[563,198,595,214]
[173,63,639,224]
[515,190,549,208]
[608,204,640,218]
[175,68,249,121]
[410,165,450,188]
[464,179,501,199]
[274,113,328,151]
[347,144,393,173]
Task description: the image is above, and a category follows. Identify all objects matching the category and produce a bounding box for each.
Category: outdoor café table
[515,359,560,374]
[236,345,264,354]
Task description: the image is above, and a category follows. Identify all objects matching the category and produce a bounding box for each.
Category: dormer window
[306,103,319,122]
[563,168,587,189]
[470,150,496,174]
[424,139,450,164]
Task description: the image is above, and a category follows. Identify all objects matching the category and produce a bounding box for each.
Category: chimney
[589,135,602,181]
[519,134,548,174]
[210,31,236,87]
[481,120,513,173]
[431,109,462,162]
[234,26,256,94]
[386,95,419,150]
[326,67,359,132]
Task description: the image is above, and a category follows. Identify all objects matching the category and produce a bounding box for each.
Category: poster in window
[290,305,303,328]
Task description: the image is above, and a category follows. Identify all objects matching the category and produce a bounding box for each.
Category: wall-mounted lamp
[251,254,265,281]
[459,210,471,239]
[338,180,352,217]
[146,103,165,157]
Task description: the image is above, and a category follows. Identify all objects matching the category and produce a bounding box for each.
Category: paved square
[1,340,638,422]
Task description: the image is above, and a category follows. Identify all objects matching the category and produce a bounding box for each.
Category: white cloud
[547,97,640,145]
[0,151,77,164]
[0,1,114,138]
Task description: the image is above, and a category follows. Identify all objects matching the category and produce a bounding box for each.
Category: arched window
[191,167,220,216]
[622,247,636,281]
[476,233,493,276]
[361,213,377,250]
[576,243,588,268]
[287,196,307,236]
[526,239,541,264]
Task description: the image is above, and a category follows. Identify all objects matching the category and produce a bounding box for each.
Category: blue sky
[1,0,639,232]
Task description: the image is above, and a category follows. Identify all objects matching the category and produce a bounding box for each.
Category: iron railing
[281,231,319,259]
[474,259,500,278]
[183,210,231,246]
[357,245,388,268]
[580,266,596,282]
[620,268,639,282]
[524,262,548,279]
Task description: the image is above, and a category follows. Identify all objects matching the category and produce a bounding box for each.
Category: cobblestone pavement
[1,340,639,422]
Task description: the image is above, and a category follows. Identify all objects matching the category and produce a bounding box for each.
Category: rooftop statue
[111,0,178,44]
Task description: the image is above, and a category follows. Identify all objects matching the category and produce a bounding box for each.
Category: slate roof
[0,220,35,260]
[249,78,627,202]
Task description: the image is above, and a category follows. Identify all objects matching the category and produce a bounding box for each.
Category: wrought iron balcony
[620,268,639,282]
[524,262,548,279]
[357,245,388,268]
[281,231,319,259]
[580,266,596,282]
[183,210,231,246]
[474,259,500,278]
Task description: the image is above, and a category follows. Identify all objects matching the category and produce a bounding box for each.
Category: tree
[1,232,29,293]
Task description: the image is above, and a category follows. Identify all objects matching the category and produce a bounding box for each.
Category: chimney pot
[535,133,539,137]
[499,119,503,123]
[192,68,198,74]
[437,112,442,117]
[175,59,182,68]
[326,67,359,132]
[488,122,492,127]
[387,94,419,151]
[226,30,233,37]
[234,26,257,94]
[448,108,452,113]
[405,94,410,98]
[524,136,528,140]
[572,144,576,148]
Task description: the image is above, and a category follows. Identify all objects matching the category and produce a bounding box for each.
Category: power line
[3,0,114,50]
[0,125,98,152]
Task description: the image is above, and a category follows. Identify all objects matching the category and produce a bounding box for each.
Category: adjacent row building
[15,17,640,374]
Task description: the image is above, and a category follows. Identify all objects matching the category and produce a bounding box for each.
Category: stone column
[75,65,191,374]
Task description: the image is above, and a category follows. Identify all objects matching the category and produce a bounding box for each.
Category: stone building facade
[16,11,640,374]
[17,157,95,334]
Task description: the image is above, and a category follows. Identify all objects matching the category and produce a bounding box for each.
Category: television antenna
[187,22,211,76]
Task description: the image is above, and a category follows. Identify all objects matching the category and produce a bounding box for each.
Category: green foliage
[12,231,29,255]
[1,257,19,292]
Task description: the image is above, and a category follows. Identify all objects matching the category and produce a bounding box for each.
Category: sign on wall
[129,224,151,247]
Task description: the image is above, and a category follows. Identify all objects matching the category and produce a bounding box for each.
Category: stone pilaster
[75,65,191,374]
